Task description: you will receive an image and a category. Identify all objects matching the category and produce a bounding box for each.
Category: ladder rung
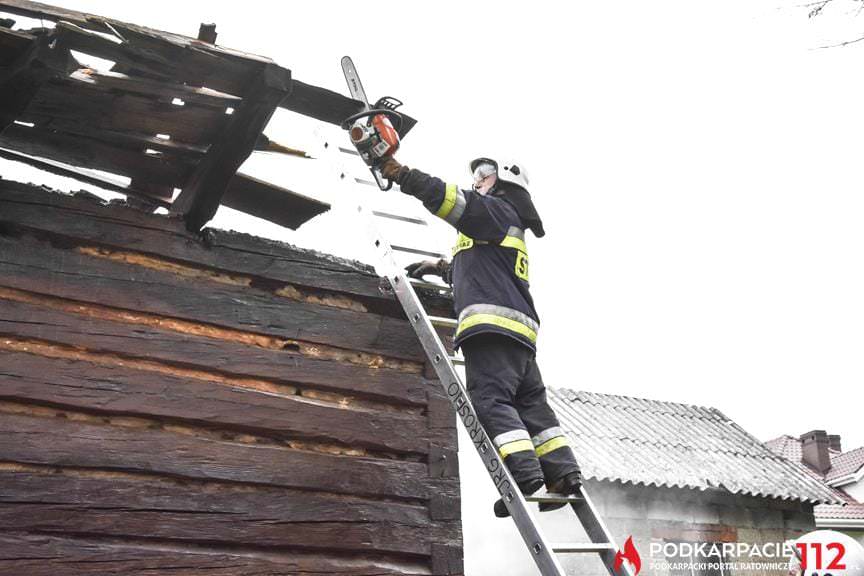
[354,177,378,187]
[338,146,360,156]
[408,278,452,292]
[372,210,428,225]
[449,355,465,366]
[551,543,616,554]
[526,493,584,504]
[428,316,457,328]
[391,245,446,258]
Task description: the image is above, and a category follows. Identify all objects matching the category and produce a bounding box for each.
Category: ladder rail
[572,486,636,576]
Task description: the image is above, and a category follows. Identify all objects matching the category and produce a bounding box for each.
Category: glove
[379,156,408,184]
[405,259,451,284]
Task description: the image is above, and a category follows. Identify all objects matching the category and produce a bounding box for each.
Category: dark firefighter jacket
[398,168,540,351]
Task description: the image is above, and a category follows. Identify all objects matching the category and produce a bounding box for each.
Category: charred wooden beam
[23,74,230,146]
[432,544,464,575]
[222,173,329,230]
[171,63,292,231]
[0,25,33,65]
[44,19,250,100]
[1,1,417,133]
[0,297,433,407]
[0,531,433,576]
[0,412,446,500]
[0,180,455,314]
[0,350,432,456]
[0,146,326,229]
[98,20,260,95]
[0,147,172,206]
[0,123,195,187]
[281,80,365,126]
[0,232,428,361]
[0,0,101,29]
[46,17,264,97]
[282,79,418,137]
[0,29,74,130]
[0,472,447,557]
[51,20,177,83]
[0,1,274,95]
[0,181,379,298]
[66,68,242,110]
[129,178,172,202]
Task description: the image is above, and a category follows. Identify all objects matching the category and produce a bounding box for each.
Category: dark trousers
[461,332,581,489]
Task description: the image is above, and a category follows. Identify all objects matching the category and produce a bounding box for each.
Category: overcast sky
[3,1,863,573]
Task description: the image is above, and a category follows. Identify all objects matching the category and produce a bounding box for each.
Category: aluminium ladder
[316,130,635,576]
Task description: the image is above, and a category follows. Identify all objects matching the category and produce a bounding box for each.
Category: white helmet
[469,156,544,237]
[468,157,530,193]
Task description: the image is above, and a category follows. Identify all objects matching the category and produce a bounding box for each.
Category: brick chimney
[828,434,842,453]
[800,430,832,475]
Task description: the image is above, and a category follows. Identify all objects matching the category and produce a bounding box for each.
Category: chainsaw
[340,56,403,191]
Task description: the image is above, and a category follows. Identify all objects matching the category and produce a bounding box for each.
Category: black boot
[538,469,582,513]
[493,477,545,518]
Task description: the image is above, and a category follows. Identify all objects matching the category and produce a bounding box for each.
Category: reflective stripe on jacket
[398,168,540,351]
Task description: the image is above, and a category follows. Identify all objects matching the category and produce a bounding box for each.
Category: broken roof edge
[0,0,410,128]
[0,177,375,276]
[0,0,399,233]
[0,0,277,66]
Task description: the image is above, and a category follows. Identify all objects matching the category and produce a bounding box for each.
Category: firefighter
[380,155,583,517]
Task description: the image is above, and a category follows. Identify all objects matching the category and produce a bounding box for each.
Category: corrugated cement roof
[547,389,842,504]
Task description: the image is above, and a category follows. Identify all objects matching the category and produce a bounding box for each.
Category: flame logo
[614,536,641,576]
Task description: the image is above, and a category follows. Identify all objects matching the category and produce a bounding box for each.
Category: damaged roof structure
[0,0,416,230]
[0,2,462,575]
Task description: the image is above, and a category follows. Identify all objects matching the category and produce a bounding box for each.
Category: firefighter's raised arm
[380,157,517,242]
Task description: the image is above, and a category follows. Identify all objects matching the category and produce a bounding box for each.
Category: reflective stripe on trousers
[457,303,539,344]
[492,429,534,458]
[532,426,570,457]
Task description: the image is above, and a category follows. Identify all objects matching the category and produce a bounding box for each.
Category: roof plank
[68,68,242,108]
[282,79,418,137]
[23,75,229,145]
[222,172,329,231]
[0,122,195,186]
[0,147,172,206]
[0,0,276,66]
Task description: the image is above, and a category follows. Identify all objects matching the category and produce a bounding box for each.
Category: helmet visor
[472,162,497,185]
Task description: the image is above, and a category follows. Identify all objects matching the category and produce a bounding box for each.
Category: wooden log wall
[0,180,463,575]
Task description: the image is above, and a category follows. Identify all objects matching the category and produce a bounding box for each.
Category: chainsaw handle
[373,169,394,192]
[341,108,403,131]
